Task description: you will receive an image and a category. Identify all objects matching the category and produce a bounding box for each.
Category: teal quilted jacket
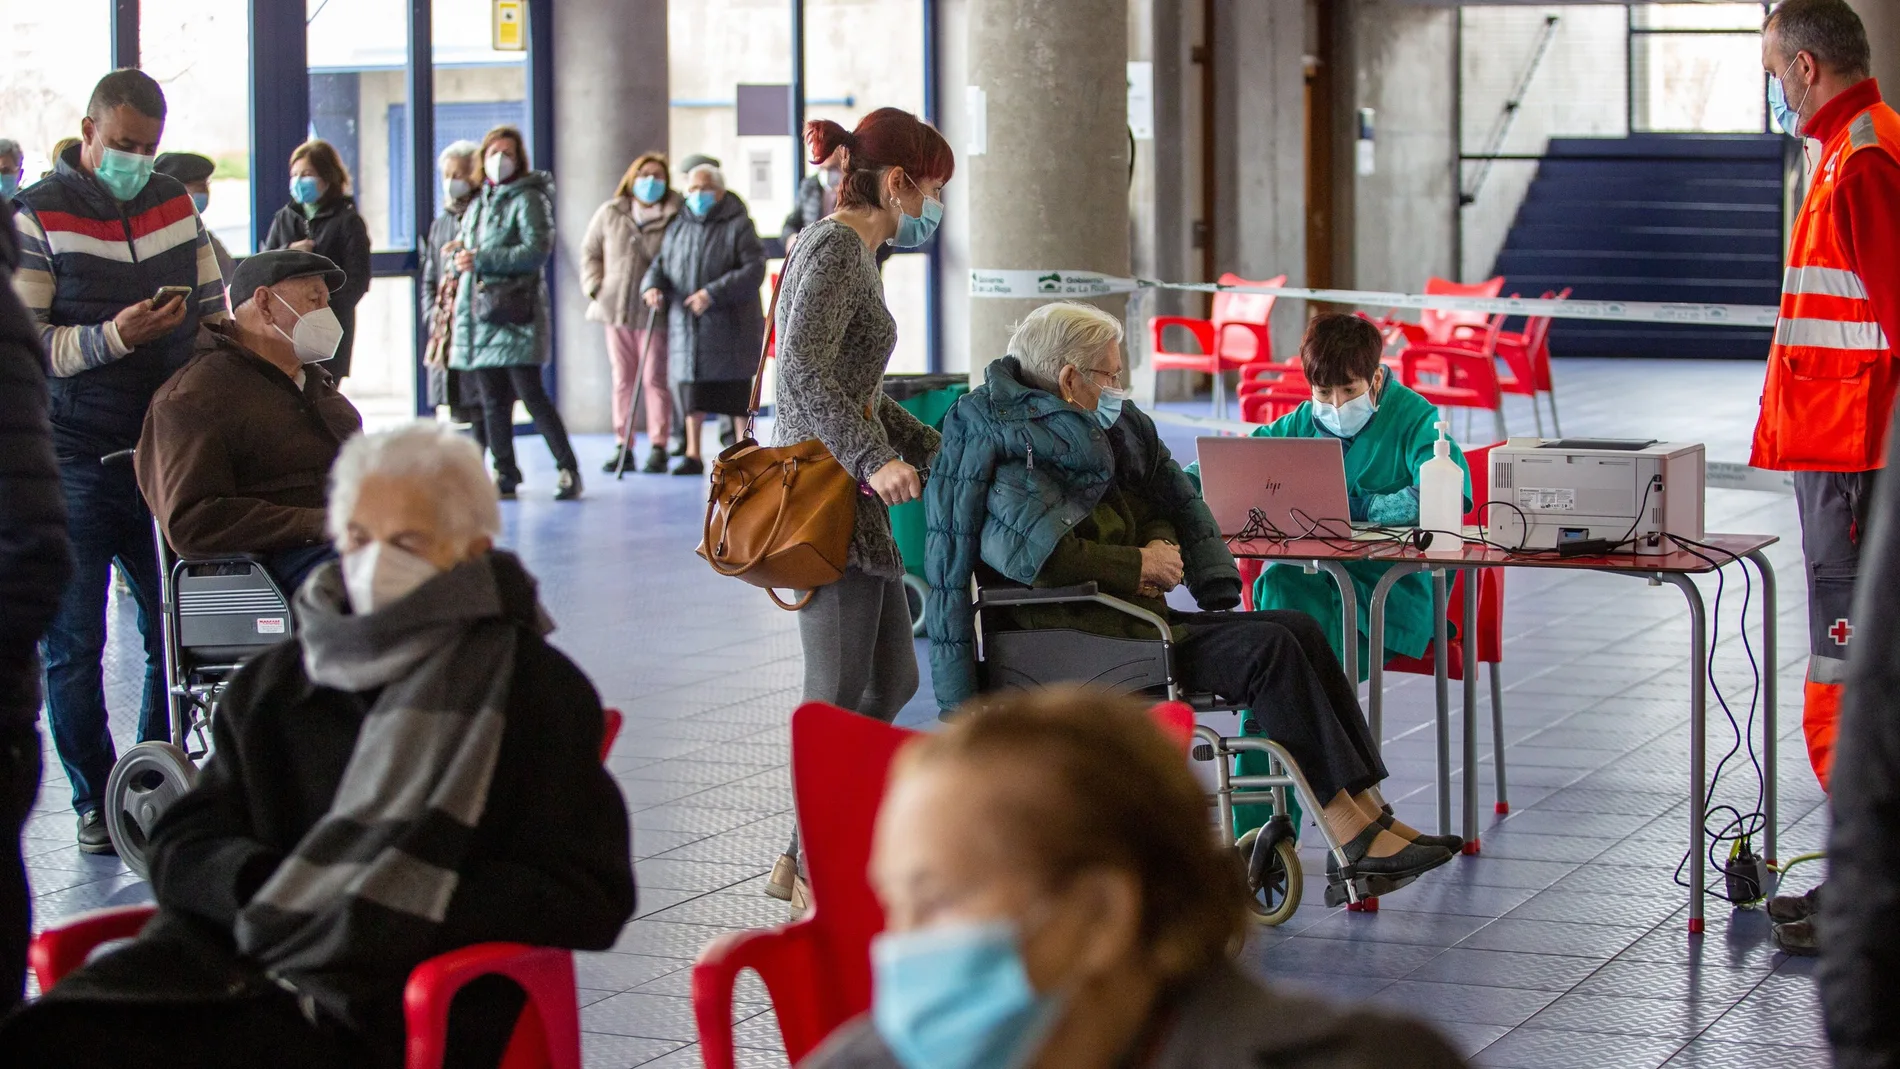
[924,357,1241,710]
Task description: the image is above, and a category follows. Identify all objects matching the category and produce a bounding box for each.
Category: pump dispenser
[1417,420,1464,543]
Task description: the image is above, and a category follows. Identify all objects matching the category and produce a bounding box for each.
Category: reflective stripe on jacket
[1752,98,1900,472]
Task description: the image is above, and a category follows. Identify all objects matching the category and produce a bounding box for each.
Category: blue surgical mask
[290,175,322,205]
[1093,384,1130,429]
[632,175,665,204]
[95,147,155,202]
[1313,385,1378,439]
[190,192,209,213]
[1770,60,1810,138]
[872,920,1060,1069]
[685,190,716,218]
[893,195,943,249]
[0,172,18,199]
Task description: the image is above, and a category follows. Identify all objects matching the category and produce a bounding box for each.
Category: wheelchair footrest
[1324,870,1421,909]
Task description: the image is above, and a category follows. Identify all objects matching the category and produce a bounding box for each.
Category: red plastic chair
[1490,288,1568,437]
[1376,276,1505,349]
[28,707,629,1069]
[1237,363,1309,425]
[1150,273,1287,420]
[1231,447,1509,825]
[1398,309,1510,443]
[691,700,1198,1069]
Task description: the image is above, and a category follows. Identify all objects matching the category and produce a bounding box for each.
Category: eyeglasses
[1080,366,1124,390]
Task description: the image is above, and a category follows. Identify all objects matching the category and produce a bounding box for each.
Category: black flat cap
[228,250,346,308]
[153,152,216,184]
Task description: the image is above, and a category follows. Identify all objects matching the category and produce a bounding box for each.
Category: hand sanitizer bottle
[1417,420,1464,544]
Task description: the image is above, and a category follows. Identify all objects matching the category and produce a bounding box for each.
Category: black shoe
[641,446,669,474]
[601,447,627,473]
[669,439,687,457]
[1327,823,1454,882]
[495,472,521,500]
[1773,918,1819,956]
[671,457,704,476]
[1378,808,1464,852]
[1768,884,1821,924]
[555,468,583,501]
[77,809,116,855]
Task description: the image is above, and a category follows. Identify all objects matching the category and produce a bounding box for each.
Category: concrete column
[1344,0,1457,293]
[966,0,1130,376]
[550,0,669,433]
[1212,0,1307,357]
[1846,1,1900,102]
[1128,0,1196,401]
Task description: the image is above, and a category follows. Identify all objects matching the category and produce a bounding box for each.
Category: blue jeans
[40,458,166,816]
[264,544,337,596]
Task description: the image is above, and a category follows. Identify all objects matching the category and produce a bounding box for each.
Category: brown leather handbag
[696,256,859,610]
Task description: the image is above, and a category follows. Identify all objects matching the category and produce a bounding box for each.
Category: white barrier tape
[1149,412,1796,495]
[969,269,1782,329]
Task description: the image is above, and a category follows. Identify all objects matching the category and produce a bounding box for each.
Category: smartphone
[151,285,192,308]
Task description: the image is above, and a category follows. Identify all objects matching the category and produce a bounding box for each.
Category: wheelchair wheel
[1235,828,1301,926]
[104,742,198,880]
[902,573,930,638]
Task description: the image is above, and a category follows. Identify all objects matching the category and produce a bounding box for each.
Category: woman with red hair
[765,108,954,908]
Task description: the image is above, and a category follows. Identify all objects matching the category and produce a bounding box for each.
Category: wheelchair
[103,513,294,879]
[974,580,1411,925]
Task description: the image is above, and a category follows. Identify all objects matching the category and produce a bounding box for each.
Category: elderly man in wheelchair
[924,302,1457,909]
[1,424,635,1069]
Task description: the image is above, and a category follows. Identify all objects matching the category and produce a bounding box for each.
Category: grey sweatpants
[788,567,918,857]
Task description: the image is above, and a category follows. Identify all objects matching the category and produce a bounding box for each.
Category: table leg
[1660,572,1710,935]
[1316,561,1360,692]
[1746,549,1779,867]
[1462,566,1481,853]
[1367,563,1425,745]
[1433,568,1451,837]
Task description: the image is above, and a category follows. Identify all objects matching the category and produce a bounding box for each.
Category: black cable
[1662,533,1767,900]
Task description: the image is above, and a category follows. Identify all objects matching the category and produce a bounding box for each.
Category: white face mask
[340,541,440,614]
[444,176,473,202]
[485,151,516,183]
[269,289,345,365]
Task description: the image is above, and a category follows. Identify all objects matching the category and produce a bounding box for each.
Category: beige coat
[582,190,681,326]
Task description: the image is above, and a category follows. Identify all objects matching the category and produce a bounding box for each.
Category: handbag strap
[746,239,803,434]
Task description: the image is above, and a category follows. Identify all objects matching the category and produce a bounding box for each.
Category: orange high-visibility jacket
[1751,97,1900,473]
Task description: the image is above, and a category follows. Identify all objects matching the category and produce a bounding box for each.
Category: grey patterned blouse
[772,219,940,579]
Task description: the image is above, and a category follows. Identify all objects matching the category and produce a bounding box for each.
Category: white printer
[1485,438,1705,555]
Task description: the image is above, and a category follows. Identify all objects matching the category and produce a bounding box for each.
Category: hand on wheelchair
[1139,540,1183,595]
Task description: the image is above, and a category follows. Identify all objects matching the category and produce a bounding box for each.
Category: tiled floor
[26,358,1828,1068]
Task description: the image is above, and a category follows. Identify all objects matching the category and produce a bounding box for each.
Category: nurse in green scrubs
[1190,314,1470,838]
[1248,314,1470,677]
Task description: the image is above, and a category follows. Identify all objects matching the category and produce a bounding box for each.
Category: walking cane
[614,304,662,481]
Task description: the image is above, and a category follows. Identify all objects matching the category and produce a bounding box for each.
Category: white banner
[968,269,1781,328]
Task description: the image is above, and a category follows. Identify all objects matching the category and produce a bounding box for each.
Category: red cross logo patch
[1830,618,1854,646]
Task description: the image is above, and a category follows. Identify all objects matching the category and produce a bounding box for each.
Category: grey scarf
[234,552,541,1027]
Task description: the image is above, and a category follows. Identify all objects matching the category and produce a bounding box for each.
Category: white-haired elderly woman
[640,154,765,476]
[0,422,636,1069]
[422,139,486,444]
[923,303,1458,906]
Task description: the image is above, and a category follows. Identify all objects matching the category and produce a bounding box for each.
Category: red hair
[805,108,955,211]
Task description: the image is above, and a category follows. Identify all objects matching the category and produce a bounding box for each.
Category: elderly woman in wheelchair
[923,303,1456,905]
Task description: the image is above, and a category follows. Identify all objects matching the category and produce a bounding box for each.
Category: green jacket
[925,357,1240,710]
[451,171,554,370]
[1194,379,1470,677]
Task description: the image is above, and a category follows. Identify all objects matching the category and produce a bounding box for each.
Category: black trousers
[0,976,523,1069]
[0,725,39,1018]
[1175,610,1388,801]
[475,367,578,478]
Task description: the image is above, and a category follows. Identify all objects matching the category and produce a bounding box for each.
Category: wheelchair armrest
[976,582,1100,605]
[976,583,1173,645]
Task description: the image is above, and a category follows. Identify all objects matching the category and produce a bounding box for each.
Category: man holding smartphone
[8,69,227,853]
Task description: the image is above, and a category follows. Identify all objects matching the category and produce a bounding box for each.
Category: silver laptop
[1197,437,1374,541]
